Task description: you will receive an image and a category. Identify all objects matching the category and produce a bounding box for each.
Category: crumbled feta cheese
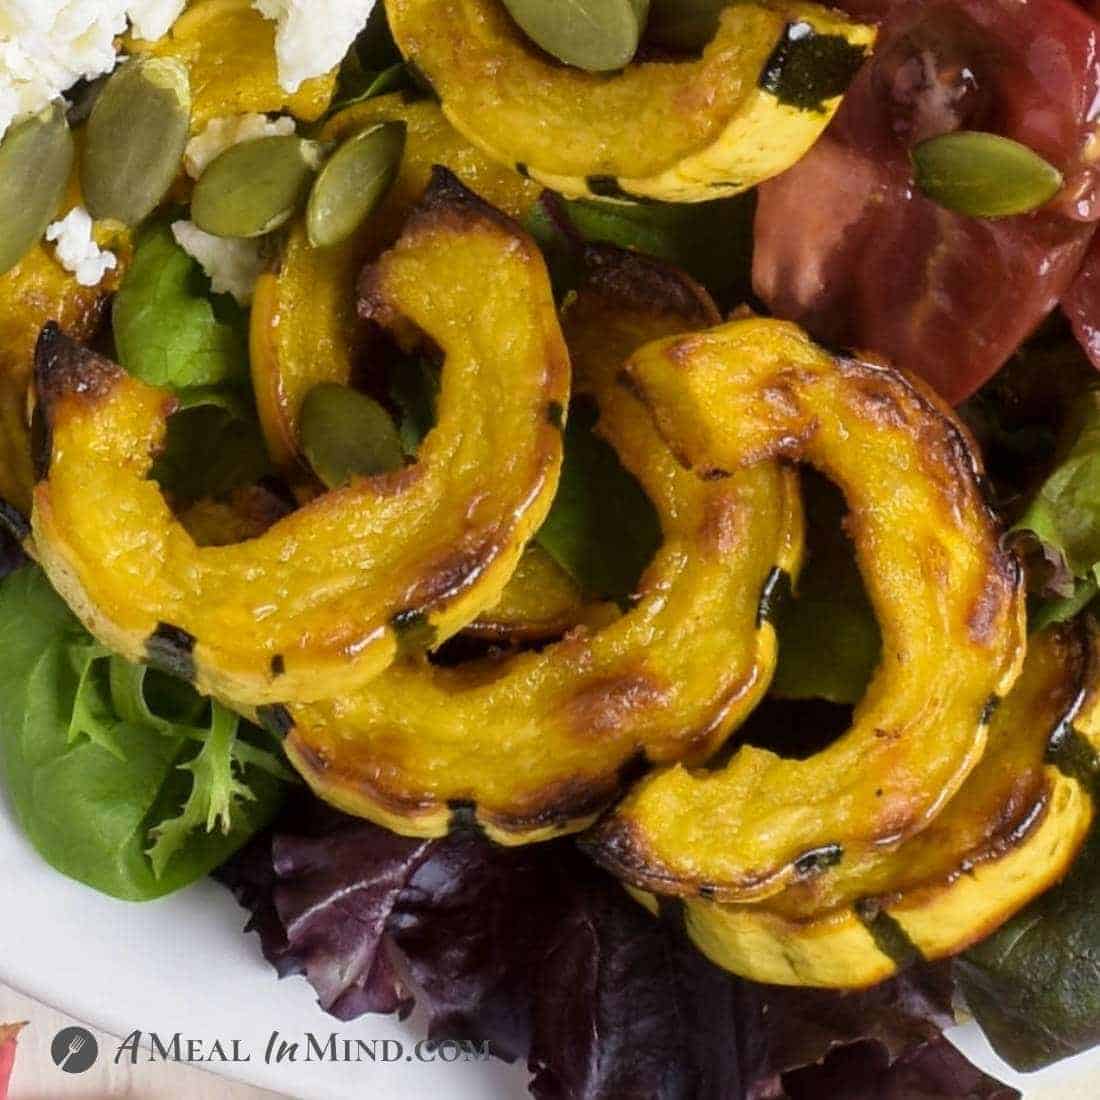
[46,206,118,287]
[184,112,297,179]
[0,2,185,142]
[126,0,186,41]
[252,0,375,93]
[172,220,264,306]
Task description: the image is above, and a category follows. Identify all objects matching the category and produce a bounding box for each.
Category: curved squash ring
[385,0,874,202]
[281,248,803,844]
[587,318,1026,901]
[670,623,1100,988]
[30,170,568,706]
[251,94,540,471]
[139,0,335,128]
[0,175,129,514]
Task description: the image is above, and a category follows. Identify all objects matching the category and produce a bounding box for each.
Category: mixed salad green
[6,1,1100,1098]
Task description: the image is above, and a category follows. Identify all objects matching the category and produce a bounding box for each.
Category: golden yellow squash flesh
[0,178,129,515]
[587,318,1025,901]
[283,248,803,843]
[30,170,567,706]
[385,0,874,202]
[677,624,1099,987]
[250,94,541,471]
[140,0,335,128]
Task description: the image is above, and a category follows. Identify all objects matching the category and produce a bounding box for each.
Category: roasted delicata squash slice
[282,248,803,843]
[665,623,1100,988]
[30,169,568,706]
[0,182,128,513]
[385,0,875,202]
[587,318,1025,901]
[251,94,540,470]
[139,0,335,128]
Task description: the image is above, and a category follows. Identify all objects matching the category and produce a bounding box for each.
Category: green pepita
[306,122,406,248]
[82,56,191,226]
[299,383,407,488]
[647,0,725,52]
[911,131,1064,219]
[192,136,325,239]
[501,0,649,72]
[0,103,74,276]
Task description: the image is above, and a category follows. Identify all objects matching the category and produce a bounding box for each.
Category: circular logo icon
[51,1026,98,1074]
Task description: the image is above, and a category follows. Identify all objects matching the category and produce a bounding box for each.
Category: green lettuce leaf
[958,819,1100,1071]
[772,473,881,704]
[112,221,250,393]
[151,400,272,501]
[1014,390,1100,582]
[535,400,661,603]
[0,567,288,900]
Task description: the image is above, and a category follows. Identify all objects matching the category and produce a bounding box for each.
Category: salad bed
[4,1,1100,1097]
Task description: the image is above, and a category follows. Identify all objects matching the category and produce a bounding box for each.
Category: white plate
[0,783,1098,1099]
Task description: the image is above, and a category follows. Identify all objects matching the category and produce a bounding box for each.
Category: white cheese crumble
[46,206,118,286]
[126,0,186,41]
[252,0,375,93]
[184,112,297,178]
[172,220,264,306]
[0,2,186,142]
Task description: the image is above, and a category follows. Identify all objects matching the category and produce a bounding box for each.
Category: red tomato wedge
[755,0,1100,403]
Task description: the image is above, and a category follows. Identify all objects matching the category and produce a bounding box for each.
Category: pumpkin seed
[648,0,725,52]
[306,122,406,248]
[82,57,191,226]
[192,136,325,238]
[0,103,73,276]
[501,0,648,72]
[911,131,1063,218]
[300,383,406,487]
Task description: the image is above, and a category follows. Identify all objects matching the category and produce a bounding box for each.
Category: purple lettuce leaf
[388,830,561,1062]
[216,793,429,1020]
[216,799,1017,1100]
[780,1038,1018,1100]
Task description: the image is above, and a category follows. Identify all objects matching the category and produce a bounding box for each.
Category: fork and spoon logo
[50,1026,98,1073]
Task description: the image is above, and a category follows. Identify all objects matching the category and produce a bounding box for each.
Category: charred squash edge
[661,622,1100,988]
[282,248,804,844]
[385,0,875,202]
[584,317,1026,901]
[30,169,568,706]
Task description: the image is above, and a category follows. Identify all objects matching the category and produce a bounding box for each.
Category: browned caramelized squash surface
[283,249,803,842]
[587,318,1026,902]
[30,171,567,706]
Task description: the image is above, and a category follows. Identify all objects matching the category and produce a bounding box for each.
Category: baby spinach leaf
[0,567,286,901]
[535,399,661,603]
[112,220,250,394]
[772,473,881,703]
[958,822,1100,1072]
[151,401,273,501]
[389,357,440,456]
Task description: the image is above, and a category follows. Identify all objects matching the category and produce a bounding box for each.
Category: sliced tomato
[754,0,1100,403]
